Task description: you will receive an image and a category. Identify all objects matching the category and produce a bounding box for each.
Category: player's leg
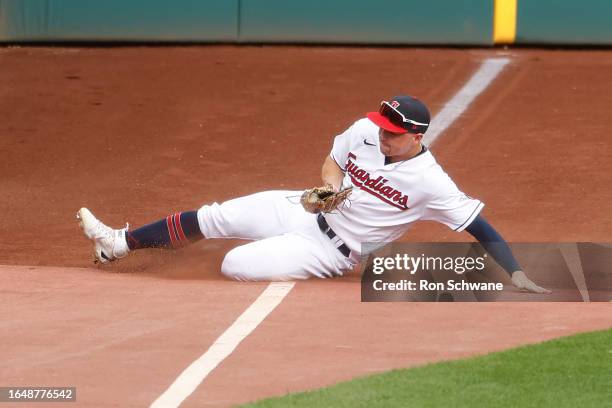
[220,224,353,281]
[123,189,306,248]
[76,207,203,264]
[197,190,309,240]
[77,190,304,264]
[126,211,202,250]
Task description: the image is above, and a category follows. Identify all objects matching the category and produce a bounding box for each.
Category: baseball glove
[300,185,353,214]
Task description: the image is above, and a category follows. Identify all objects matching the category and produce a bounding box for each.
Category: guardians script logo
[346,152,409,210]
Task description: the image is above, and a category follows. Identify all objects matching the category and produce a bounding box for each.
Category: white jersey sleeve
[421,171,484,232]
[330,120,363,171]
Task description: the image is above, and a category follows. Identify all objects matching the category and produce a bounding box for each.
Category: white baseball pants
[197,190,356,281]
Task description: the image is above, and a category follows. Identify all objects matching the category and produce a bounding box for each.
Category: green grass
[241,329,612,408]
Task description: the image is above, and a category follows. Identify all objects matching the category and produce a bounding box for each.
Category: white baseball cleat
[76,208,129,264]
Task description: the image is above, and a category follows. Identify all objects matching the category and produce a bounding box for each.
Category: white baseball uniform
[197,118,484,281]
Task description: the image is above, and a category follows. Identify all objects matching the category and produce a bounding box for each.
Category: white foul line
[424,58,510,146]
[559,244,590,302]
[149,57,510,408]
[149,282,295,408]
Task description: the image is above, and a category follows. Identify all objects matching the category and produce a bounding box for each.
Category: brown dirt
[0,45,477,268]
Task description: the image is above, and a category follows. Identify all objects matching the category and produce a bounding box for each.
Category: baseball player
[77,95,549,293]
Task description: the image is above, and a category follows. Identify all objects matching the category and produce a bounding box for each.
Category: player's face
[378,128,420,158]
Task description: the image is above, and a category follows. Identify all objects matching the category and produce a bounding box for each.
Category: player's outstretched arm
[465,215,551,294]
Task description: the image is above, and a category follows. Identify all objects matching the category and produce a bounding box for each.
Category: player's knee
[197,202,243,239]
[220,247,251,281]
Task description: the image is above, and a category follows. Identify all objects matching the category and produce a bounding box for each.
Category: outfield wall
[1,0,611,45]
[516,0,612,45]
[0,0,239,42]
[238,0,492,45]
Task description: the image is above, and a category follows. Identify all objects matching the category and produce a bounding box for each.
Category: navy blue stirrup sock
[126,211,202,250]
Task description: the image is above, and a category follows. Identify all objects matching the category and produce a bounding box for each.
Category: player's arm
[321,155,345,192]
[466,215,551,294]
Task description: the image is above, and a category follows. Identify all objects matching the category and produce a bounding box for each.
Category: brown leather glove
[300,185,353,214]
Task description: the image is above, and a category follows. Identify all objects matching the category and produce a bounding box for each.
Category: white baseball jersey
[326,118,484,254]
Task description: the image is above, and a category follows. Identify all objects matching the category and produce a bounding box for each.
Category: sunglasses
[380,101,429,132]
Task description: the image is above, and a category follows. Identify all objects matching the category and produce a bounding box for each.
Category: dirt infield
[1,46,611,407]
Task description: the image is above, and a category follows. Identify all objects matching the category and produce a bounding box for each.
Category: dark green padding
[239,0,493,45]
[517,0,612,44]
[4,0,612,45]
[0,0,493,44]
[0,0,238,42]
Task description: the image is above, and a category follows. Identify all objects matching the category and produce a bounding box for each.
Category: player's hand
[324,182,339,193]
[511,270,551,294]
